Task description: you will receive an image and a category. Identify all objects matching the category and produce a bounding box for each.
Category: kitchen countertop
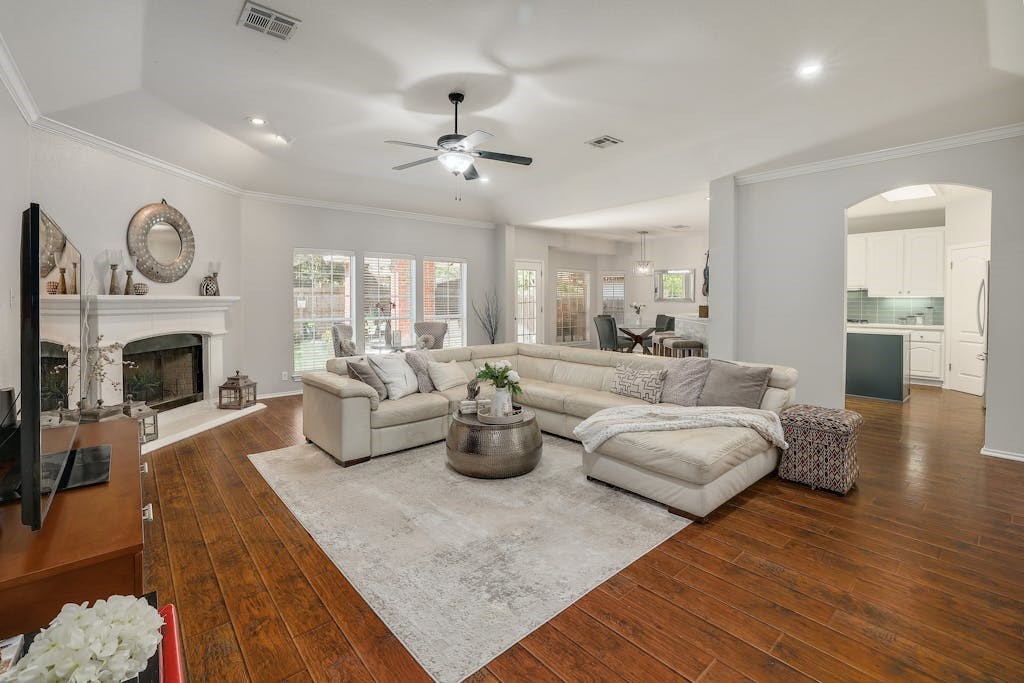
[847,323,943,331]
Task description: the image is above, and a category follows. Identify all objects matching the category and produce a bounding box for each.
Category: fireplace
[123,334,204,411]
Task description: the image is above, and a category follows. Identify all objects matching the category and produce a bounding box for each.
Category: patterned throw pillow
[404,350,436,393]
[609,365,667,404]
[661,357,711,407]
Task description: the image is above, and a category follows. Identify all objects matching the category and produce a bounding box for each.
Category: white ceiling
[2,0,1022,233]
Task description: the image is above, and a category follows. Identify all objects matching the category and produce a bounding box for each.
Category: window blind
[293,250,353,372]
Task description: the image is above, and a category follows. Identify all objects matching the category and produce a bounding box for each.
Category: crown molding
[241,191,496,229]
[0,32,39,123]
[735,123,1024,186]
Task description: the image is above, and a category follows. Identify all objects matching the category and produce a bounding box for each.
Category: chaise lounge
[302,343,797,520]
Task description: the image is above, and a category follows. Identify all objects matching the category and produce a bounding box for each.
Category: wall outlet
[281,371,289,381]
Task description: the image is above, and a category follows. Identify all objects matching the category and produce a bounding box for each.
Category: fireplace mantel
[41,295,241,406]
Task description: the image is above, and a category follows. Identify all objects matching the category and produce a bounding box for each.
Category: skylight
[881,185,936,202]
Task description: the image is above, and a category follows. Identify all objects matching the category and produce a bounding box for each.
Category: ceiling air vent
[585,135,623,149]
[238,1,301,40]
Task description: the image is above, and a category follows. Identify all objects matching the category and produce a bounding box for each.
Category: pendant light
[633,230,653,275]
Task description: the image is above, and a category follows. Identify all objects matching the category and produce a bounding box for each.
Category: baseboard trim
[259,390,303,399]
[980,447,1024,463]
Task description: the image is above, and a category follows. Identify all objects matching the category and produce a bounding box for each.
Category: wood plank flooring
[142,387,1024,681]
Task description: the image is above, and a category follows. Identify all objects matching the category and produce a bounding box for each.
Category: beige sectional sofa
[302,342,798,520]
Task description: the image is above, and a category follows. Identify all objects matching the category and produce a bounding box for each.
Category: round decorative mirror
[127,200,195,283]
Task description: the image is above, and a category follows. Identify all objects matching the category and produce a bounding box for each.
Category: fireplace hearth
[123,333,204,411]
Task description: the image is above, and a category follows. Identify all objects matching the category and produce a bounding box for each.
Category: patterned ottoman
[778,404,863,495]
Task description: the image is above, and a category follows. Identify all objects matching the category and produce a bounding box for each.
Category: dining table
[618,324,657,354]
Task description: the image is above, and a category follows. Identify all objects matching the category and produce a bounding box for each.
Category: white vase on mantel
[492,387,513,416]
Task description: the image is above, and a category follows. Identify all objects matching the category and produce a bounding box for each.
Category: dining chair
[413,321,448,349]
[594,316,632,352]
[331,323,356,357]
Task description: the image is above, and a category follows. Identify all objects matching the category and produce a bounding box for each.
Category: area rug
[248,435,689,682]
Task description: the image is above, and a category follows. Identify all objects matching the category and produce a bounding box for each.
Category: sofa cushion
[596,426,772,485]
[516,378,570,413]
[760,387,793,414]
[698,360,771,408]
[428,360,468,391]
[369,355,419,400]
[518,355,556,382]
[661,357,711,407]
[609,365,667,403]
[471,343,520,359]
[428,347,472,363]
[303,371,381,410]
[327,355,366,376]
[564,389,648,419]
[369,392,450,428]
[551,361,611,391]
[346,361,388,401]
[403,350,435,393]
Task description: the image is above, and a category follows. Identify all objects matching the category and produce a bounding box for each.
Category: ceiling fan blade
[474,150,533,166]
[393,156,437,171]
[458,130,494,151]
[385,140,439,151]
[463,164,480,181]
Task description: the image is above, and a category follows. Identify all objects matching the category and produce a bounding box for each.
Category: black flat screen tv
[0,204,104,530]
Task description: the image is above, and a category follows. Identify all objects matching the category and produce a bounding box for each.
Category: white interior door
[947,244,989,395]
[514,261,544,344]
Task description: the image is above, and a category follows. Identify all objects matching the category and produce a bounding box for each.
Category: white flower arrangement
[629,302,646,315]
[2,596,163,683]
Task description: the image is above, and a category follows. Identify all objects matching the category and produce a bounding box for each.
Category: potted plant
[475,360,521,416]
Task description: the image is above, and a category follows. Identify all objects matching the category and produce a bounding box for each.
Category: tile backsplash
[847,290,944,325]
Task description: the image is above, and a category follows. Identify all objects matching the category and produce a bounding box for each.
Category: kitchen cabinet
[859,227,945,297]
[847,234,867,289]
[908,329,943,380]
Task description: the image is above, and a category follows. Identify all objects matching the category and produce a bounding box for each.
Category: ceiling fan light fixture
[438,151,473,174]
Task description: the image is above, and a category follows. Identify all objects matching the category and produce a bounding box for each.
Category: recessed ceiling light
[881,185,936,202]
[247,116,267,126]
[797,61,823,79]
[274,134,293,144]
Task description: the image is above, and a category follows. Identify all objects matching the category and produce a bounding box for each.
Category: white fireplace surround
[41,295,240,407]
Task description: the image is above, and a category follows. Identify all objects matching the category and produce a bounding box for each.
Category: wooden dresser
[0,419,145,637]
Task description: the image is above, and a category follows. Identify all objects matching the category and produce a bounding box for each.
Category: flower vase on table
[492,387,513,416]
[475,360,522,416]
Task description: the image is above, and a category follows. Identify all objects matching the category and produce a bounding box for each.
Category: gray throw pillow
[404,350,435,393]
[609,365,667,404]
[661,357,711,407]
[347,360,387,401]
[697,360,772,409]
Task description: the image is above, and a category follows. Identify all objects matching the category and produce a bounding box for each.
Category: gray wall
[239,197,499,395]
[0,86,30,394]
[713,135,1024,457]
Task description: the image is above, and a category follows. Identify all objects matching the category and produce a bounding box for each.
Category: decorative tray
[477,407,525,425]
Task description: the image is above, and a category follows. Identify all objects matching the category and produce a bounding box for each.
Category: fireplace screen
[122,333,204,411]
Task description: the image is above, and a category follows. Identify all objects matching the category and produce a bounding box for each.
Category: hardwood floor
[143,387,1024,681]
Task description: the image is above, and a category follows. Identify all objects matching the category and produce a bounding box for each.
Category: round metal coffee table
[446,410,543,478]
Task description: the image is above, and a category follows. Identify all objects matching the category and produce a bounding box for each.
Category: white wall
[847,208,945,234]
[28,129,244,374]
[0,86,30,394]
[945,193,992,246]
[239,197,498,395]
[714,135,1024,457]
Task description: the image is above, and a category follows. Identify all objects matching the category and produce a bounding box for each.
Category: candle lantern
[219,371,257,410]
[123,396,159,444]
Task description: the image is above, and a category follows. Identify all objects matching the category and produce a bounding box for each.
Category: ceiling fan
[385,92,533,180]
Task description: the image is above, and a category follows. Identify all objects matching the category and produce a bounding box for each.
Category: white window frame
[292,248,355,373]
[422,257,468,348]
[514,260,544,344]
[554,269,591,345]
[362,252,417,353]
[600,271,627,324]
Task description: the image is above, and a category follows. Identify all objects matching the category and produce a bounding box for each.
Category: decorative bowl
[133,283,149,296]
[45,281,60,295]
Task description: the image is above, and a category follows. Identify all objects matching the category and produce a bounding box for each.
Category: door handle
[976,279,986,336]
[976,352,988,361]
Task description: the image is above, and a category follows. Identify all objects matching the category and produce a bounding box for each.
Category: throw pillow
[609,365,667,404]
[661,357,711,407]
[428,360,468,391]
[368,355,419,400]
[404,350,436,393]
[697,360,772,408]
[347,360,387,401]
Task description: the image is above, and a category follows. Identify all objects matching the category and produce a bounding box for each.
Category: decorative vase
[133,283,149,296]
[199,272,220,296]
[634,313,642,325]
[492,387,513,416]
[123,269,135,295]
[108,264,120,295]
[69,262,78,295]
[58,267,68,294]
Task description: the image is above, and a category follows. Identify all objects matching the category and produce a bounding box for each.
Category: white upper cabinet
[866,231,905,296]
[861,227,945,297]
[847,234,867,289]
[902,229,945,296]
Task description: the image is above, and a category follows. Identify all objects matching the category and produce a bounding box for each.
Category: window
[555,270,590,343]
[601,272,626,323]
[423,259,466,347]
[514,263,542,343]
[293,249,353,372]
[654,269,695,302]
[364,255,416,353]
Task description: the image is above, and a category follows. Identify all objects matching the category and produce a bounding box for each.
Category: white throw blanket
[572,404,788,453]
